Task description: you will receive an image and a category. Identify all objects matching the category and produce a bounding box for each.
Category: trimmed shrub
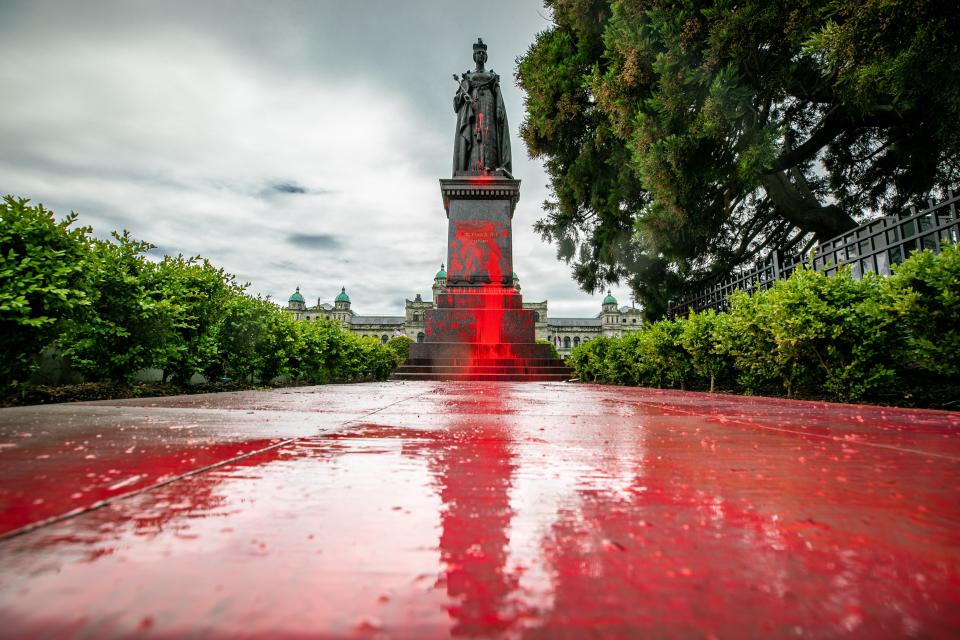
[291,319,396,384]
[568,336,613,381]
[887,242,960,377]
[628,320,693,389]
[57,232,179,384]
[0,197,92,387]
[568,246,960,405]
[679,309,734,393]
[724,267,900,401]
[386,335,413,364]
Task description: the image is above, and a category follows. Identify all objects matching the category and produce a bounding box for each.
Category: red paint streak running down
[406,210,554,380]
[396,178,569,380]
[448,220,506,286]
[466,175,495,185]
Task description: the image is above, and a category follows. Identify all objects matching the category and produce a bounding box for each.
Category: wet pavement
[1,382,959,638]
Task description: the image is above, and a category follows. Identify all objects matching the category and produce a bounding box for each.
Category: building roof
[435,264,446,279]
[335,287,350,303]
[288,287,305,303]
[549,317,602,327]
[349,315,405,325]
[603,291,617,305]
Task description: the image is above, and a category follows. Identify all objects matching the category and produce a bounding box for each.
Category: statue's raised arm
[452,38,512,177]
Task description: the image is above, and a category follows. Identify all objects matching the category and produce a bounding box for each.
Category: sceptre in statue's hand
[453,74,470,99]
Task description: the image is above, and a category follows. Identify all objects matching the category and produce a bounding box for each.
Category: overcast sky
[0,0,634,317]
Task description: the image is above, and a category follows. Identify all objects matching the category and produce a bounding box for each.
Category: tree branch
[771,107,909,172]
[760,170,858,240]
[771,107,845,171]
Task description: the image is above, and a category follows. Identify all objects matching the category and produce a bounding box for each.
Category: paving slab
[0,382,958,638]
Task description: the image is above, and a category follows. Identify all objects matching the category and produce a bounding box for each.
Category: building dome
[602,291,617,305]
[435,264,447,279]
[335,287,350,303]
[288,287,305,303]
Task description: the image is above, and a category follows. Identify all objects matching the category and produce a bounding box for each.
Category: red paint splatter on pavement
[1,385,960,636]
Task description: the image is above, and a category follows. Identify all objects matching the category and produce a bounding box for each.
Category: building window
[417,332,426,343]
[573,336,580,347]
[563,336,571,349]
[413,313,422,322]
[381,335,388,344]
[632,319,637,323]
[533,311,540,322]
[622,318,626,323]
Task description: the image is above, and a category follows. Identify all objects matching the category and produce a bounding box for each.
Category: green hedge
[0,196,396,388]
[570,244,960,404]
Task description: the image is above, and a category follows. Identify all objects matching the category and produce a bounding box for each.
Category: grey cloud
[270,259,301,271]
[258,181,337,198]
[272,182,307,194]
[287,233,341,250]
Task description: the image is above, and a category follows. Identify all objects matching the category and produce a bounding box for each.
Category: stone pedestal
[393,176,570,381]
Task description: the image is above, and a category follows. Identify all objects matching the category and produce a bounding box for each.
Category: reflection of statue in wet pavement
[453,38,512,177]
[430,400,519,636]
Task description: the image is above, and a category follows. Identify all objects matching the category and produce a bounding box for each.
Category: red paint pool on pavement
[0,382,958,637]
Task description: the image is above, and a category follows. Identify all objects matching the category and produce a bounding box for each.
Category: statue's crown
[473,38,487,51]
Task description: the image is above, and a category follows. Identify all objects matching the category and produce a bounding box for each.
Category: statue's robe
[452,70,512,175]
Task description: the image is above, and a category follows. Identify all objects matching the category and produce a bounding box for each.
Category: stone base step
[401,362,570,373]
[404,358,566,368]
[397,340,570,382]
[390,371,571,382]
[391,359,572,381]
[407,342,558,360]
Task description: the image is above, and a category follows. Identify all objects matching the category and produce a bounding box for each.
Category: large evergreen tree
[518,0,960,317]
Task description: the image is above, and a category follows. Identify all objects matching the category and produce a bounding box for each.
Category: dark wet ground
[1,382,958,638]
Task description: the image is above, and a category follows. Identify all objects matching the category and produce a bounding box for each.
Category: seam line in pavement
[0,437,297,543]
[336,388,436,428]
[0,387,436,544]
[643,402,960,463]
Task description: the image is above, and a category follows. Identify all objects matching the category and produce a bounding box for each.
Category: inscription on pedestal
[441,177,519,288]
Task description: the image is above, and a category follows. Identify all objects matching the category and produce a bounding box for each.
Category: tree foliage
[518,0,960,317]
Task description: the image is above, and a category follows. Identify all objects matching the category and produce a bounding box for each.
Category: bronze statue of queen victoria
[452,38,512,177]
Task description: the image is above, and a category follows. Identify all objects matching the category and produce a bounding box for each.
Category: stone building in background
[286,266,643,357]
